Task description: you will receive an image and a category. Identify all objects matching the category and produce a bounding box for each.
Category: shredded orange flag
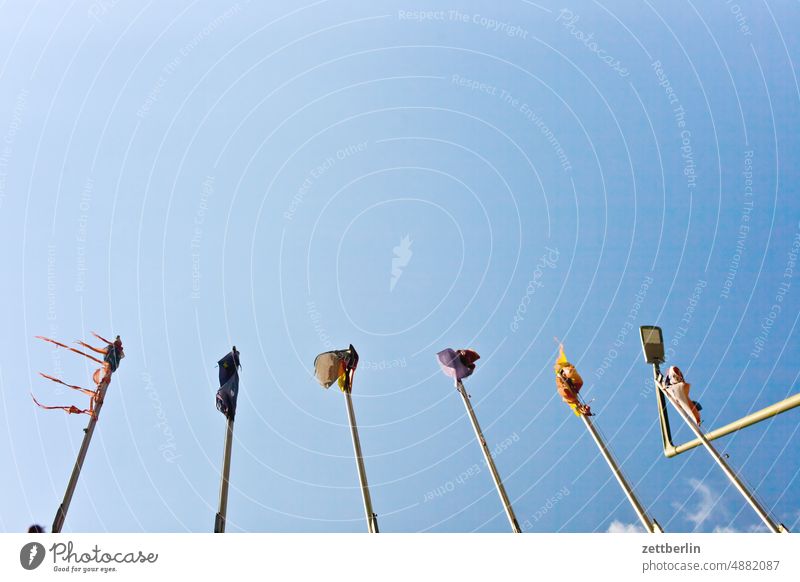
[39,373,97,398]
[35,336,103,365]
[76,332,114,355]
[31,394,95,418]
[75,341,107,355]
[32,334,119,420]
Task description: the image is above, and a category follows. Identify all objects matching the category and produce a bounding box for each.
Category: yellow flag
[554,344,569,373]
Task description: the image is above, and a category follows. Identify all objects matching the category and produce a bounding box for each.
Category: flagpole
[214,416,235,533]
[578,408,662,533]
[653,365,788,533]
[456,380,521,533]
[52,377,110,533]
[343,388,379,533]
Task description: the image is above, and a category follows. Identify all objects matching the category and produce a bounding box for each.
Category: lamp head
[639,325,665,365]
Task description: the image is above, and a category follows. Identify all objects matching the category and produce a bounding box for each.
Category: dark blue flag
[103,336,124,372]
[216,348,240,419]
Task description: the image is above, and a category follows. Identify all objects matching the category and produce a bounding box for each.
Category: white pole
[52,377,110,533]
[214,416,235,533]
[654,367,787,533]
[343,389,379,533]
[456,380,521,533]
[579,411,662,533]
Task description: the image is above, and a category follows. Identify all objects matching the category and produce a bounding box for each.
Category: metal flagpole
[456,380,521,533]
[343,385,379,533]
[578,408,662,533]
[652,365,788,533]
[52,377,110,534]
[214,416,235,533]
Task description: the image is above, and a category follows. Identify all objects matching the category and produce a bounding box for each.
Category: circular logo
[20,542,46,570]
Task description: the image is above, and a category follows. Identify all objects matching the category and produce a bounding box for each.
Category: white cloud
[672,478,719,529]
[607,520,645,533]
[712,524,769,533]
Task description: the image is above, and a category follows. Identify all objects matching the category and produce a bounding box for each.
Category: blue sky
[1,0,799,533]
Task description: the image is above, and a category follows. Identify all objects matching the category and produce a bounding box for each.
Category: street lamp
[639,326,790,533]
[639,326,675,455]
[640,325,665,365]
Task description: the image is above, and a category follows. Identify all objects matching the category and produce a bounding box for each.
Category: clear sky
[1,0,799,533]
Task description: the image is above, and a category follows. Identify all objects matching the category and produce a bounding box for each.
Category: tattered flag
[437,348,480,381]
[32,333,122,420]
[216,348,241,420]
[665,366,701,425]
[314,345,359,391]
[554,344,591,416]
